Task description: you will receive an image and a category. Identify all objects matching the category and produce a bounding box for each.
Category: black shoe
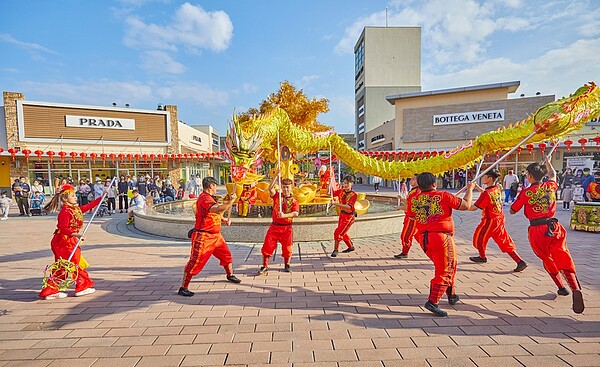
[342,247,355,253]
[227,275,241,284]
[469,256,487,263]
[18,214,25,216]
[178,287,194,297]
[120,210,123,213]
[257,266,268,275]
[572,290,585,314]
[284,264,292,273]
[448,294,460,305]
[394,253,408,259]
[330,251,338,258]
[514,261,528,272]
[557,287,570,296]
[424,300,448,317]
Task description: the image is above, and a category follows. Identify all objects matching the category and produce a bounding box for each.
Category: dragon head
[225,114,265,183]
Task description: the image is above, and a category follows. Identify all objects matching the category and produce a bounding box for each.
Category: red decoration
[34,149,44,161]
[564,139,574,153]
[118,153,125,162]
[516,147,522,156]
[157,154,164,162]
[100,153,107,162]
[126,153,133,162]
[538,143,547,155]
[21,149,31,162]
[0,148,3,154]
[47,151,55,163]
[170,154,177,161]
[109,153,116,163]
[593,136,600,150]
[149,154,155,162]
[526,144,534,155]
[177,153,183,161]
[7,148,17,161]
[90,152,98,163]
[70,152,78,162]
[134,154,141,162]
[578,138,588,152]
[142,154,148,162]
[59,151,67,162]
[79,152,87,162]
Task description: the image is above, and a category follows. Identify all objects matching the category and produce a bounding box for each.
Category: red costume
[261,193,300,266]
[333,188,358,250]
[182,192,233,288]
[399,187,420,255]
[473,184,523,264]
[39,197,102,298]
[319,167,331,192]
[511,181,580,294]
[587,181,600,201]
[408,189,461,304]
[237,186,257,217]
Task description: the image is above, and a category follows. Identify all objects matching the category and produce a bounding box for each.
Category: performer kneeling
[39,184,104,300]
[395,174,420,259]
[258,175,299,274]
[331,175,359,257]
[408,173,474,316]
[179,177,240,297]
[468,169,527,272]
[510,159,585,314]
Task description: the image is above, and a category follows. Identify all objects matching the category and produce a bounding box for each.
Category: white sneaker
[112,210,116,214]
[0,217,7,221]
[45,292,67,300]
[75,288,96,297]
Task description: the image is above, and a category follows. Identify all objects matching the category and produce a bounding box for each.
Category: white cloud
[123,2,233,53]
[157,82,230,108]
[140,50,186,74]
[0,33,58,55]
[296,75,320,88]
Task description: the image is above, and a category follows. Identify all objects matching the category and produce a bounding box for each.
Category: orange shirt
[474,185,504,219]
[511,181,558,220]
[271,194,299,225]
[407,189,461,234]
[333,189,358,214]
[194,192,222,234]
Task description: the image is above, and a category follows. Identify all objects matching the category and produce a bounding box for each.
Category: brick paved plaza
[0,187,598,367]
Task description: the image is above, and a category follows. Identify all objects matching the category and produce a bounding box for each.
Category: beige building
[354,27,421,150]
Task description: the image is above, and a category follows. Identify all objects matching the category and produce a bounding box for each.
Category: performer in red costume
[319,165,330,193]
[237,183,257,217]
[586,171,600,202]
[178,177,240,297]
[39,184,104,300]
[331,175,358,257]
[511,159,585,313]
[395,174,420,259]
[468,169,528,272]
[407,172,474,317]
[258,175,299,274]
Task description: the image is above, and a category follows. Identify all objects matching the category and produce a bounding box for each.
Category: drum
[570,202,600,232]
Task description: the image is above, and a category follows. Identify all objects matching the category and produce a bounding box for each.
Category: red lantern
[149,154,155,162]
[109,153,116,163]
[7,148,18,161]
[564,139,574,153]
[177,153,183,161]
[526,144,534,155]
[80,152,87,162]
[126,153,133,162]
[578,138,588,152]
[47,151,55,163]
[34,149,44,161]
[593,136,600,150]
[134,154,141,162]
[100,153,107,162]
[170,154,177,161]
[142,154,148,162]
[70,152,78,162]
[538,143,547,155]
[90,152,98,163]
[157,154,164,162]
[21,149,31,162]
[58,151,67,162]
[0,148,3,154]
[118,153,125,162]
[516,147,522,156]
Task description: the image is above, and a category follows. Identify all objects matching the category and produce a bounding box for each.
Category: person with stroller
[30,191,45,215]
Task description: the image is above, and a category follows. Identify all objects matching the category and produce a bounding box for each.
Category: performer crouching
[468,169,527,272]
[331,175,358,257]
[179,177,240,297]
[510,158,585,313]
[408,173,474,316]
[258,175,299,274]
[39,184,104,300]
[395,174,420,259]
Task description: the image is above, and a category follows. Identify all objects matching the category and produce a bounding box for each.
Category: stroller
[97,198,111,217]
[30,194,46,216]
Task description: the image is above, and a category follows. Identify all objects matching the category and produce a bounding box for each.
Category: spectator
[581,168,594,201]
[127,189,146,224]
[117,176,129,213]
[77,180,91,206]
[12,177,31,216]
[93,178,104,200]
[187,174,199,197]
[372,176,382,193]
[161,183,176,202]
[502,170,519,205]
[106,179,117,214]
[573,184,585,203]
[137,176,148,196]
[572,169,584,186]
[0,191,12,220]
[30,191,44,213]
[561,182,574,210]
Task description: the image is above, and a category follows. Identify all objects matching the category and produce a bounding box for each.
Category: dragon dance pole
[67,176,118,262]
[456,151,486,196]
[277,130,282,214]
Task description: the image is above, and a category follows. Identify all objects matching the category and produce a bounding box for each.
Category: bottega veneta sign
[65,115,135,130]
[433,109,504,126]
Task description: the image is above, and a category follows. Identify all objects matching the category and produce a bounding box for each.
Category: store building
[0,91,224,195]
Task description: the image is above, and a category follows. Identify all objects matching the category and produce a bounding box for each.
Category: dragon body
[226,83,600,181]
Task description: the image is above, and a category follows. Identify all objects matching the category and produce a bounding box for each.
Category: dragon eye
[231,147,238,153]
[249,151,256,157]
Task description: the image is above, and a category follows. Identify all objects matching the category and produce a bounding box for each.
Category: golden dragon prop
[226,82,600,182]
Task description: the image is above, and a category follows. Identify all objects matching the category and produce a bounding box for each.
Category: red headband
[60,184,76,194]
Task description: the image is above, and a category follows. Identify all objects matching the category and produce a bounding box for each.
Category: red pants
[39,234,94,298]
[473,217,516,256]
[182,231,233,288]
[400,216,417,254]
[334,213,355,247]
[528,223,576,275]
[417,232,457,304]
[261,225,293,262]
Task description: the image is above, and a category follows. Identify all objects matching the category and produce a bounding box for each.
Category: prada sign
[65,115,135,130]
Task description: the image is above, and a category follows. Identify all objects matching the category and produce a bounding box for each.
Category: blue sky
[1,0,598,135]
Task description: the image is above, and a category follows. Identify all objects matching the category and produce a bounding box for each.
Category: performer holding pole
[330,175,358,257]
[394,174,420,259]
[39,177,115,300]
[510,146,585,313]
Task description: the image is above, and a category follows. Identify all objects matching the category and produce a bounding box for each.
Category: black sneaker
[342,247,355,253]
[330,251,338,258]
[448,294,460,305]
[513,261,528,272]
[257,266,268,275]
[424,300,448,317]
[178,287,194,297]
[227,275,241,284]
[284,264,292,273]
[394,253,408,259]
[572,290,585,314]
[557,287,570,296]
[469,256,487,263]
